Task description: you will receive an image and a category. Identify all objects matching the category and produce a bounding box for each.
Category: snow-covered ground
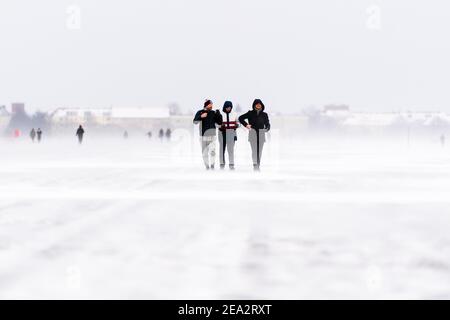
[1,133,450,299]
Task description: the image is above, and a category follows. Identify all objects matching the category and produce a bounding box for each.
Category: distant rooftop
[111,107,169,119]
[51,106,170,119]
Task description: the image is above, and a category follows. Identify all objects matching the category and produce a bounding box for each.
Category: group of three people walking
[193,99,271,171]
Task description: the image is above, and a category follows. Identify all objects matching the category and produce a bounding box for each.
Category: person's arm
[238,111,250,127]
[264,113,271,132]
[214,110,223,125]
[193,110,203,124]
[233,113,240,128]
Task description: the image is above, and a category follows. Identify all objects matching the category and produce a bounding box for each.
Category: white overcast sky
[0,0,449,113]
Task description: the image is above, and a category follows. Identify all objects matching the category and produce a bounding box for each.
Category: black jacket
[193,109,223,136]
[239,110,270,131]
[239,107,270,131]
[76,127,84,136]
[239,101,270,142]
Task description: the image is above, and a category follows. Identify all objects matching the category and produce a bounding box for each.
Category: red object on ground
[14,129,21,138]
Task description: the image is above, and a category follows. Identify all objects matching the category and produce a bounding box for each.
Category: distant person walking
[36,128,43,143]
[165,128,172,141]
[147,131,152,139]
[440,134,446,147]
[239,99,271,171]
[30,128,36,142]
[193,99,223,170]
[219,101,239,170]
[76,125,85,144]
[123,131,129,139]
[159,129,164,142]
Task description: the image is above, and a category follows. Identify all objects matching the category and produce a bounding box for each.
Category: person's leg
[250,139,258,166]
[248,130,257,166]
[256,131,265,168]
[218,132,226,168]
[209,138,216,169]
[201,138,210,168]
[227,132,235,168]
[256,131,261,169]
[258,141,265,166]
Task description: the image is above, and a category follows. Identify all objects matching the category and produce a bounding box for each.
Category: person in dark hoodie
[219,101,239,170]
[239,99,271,171]
[193,99,223,170]
[76,125,85,144]
[30,128,36,143]
[165,128,172,141]
[36,128,43,143]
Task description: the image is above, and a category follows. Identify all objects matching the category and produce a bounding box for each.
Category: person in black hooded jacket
[193,99,223,170]
[239,99,271,171]
[76,125,85,144]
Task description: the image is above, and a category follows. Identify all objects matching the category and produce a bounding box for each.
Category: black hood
[222,101,233,112]
[252,99,265,111]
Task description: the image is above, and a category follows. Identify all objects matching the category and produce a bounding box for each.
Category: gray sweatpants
[201,136,216,167]
[218,130,236,166]
[249,129,266,166]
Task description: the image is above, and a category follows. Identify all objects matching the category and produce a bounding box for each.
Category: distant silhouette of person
[76,125,85,144]
[123,131,129,139]
[36,128,42,143]
[159,129,164,142]
[147,131,152,139]
[30,128,36,142]
[441,134,446,147]
[165,128,172,141]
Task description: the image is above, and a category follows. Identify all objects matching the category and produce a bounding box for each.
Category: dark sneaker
[229,164,235,170]
[210,165,215,170]
[205,165,210,170]
[253,164,260,171]
[220,164,225,170]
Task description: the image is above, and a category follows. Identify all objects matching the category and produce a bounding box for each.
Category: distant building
[323,104,350,120]
[342,112,397,132]
[0,105,11,132]
[50,106,172,132]
[5,103,31,134]
[11,103,25,114]
[323,104,350,112]
[338,111,450,135]
[51,107,112,125]
[110,107,171,130]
